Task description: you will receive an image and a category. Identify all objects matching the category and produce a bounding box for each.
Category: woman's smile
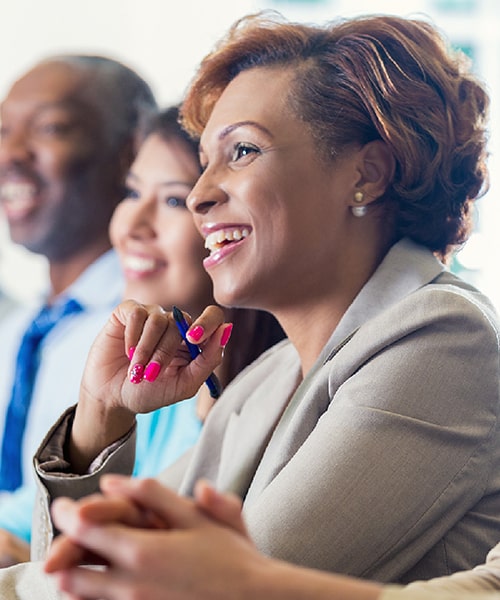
[121,251,167,280]
[203,224,251,268]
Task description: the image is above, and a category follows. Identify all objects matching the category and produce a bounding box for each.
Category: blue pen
[172,306,223,399]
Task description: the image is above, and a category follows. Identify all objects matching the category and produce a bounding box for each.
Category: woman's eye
[231,142,260,162]
[35,122,72,137]
[165,196,187,208]
[123,185,140,201]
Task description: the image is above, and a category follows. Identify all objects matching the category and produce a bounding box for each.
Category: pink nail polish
[187,325,204,342]
[129,363,145,384]
[128,346,136,361]
[220,323,233,347]
[143,361,161,382]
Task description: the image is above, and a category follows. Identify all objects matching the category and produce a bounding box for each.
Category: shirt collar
[49,249,124,310]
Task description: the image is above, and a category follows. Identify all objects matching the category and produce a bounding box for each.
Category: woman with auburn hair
[0,104,285,566]
[0,11,498,600]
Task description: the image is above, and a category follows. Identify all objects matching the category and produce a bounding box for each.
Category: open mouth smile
[0,181,38,220]
[204,226,250,254]
[122,254,167,277]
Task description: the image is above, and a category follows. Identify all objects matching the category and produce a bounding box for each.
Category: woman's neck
[273,297,347,378]
[275,238,392,377]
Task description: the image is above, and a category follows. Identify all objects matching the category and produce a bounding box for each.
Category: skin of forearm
[68,392,136,474]
[246,556,383,600]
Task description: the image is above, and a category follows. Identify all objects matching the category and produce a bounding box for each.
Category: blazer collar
[316,238,444,370]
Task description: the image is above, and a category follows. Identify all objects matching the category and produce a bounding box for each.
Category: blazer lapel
[246,239,445,504]
[178,341,302,498]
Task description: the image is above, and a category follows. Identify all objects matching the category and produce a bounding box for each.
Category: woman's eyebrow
[218,120,273,140]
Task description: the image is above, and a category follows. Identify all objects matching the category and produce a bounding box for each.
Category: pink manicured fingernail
[187,325,204,342]
[143,361,161,382]
[129,363,145,384]
[128,346,136,361]
[220,323,233,347]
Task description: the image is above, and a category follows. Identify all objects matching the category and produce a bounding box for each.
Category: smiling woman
[110,107,285,421]
[0,101,285,567]
[1,11,498,600]
[110,111,212,317]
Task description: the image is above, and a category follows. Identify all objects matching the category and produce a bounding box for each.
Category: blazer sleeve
[396,542,500,594]
[30,406,137,561]
[380,542,500,597]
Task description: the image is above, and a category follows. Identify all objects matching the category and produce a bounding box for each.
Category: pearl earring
[351,191,367,217]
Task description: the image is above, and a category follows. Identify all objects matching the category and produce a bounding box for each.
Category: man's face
[0,61,119,260]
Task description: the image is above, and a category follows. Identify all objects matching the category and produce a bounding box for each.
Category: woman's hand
[45,476,265,600]
[45,476,384,600]
[0,529,30,568]
[70,302,230,472]
[83,301,227,413]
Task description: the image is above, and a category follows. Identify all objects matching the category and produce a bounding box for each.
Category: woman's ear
[355,140,395,203]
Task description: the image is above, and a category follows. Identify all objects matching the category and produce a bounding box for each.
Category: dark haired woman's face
[110,133,213,315]
[187,66,362,312]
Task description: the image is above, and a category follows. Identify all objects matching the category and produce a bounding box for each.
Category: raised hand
[70,302,231,472]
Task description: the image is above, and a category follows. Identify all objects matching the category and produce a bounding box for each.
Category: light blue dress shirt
[0,250,202,542]
[0,250,124,541]
[134,399,201,478]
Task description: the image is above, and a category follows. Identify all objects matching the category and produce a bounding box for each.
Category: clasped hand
[44,476,263,600]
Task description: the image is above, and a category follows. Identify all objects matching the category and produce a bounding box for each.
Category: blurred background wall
[1,0,499,309]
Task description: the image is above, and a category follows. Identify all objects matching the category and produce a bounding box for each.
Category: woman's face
[188,66,363,312]
[110,133,213,315]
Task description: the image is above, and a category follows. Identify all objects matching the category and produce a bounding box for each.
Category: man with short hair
[0,55,157,564]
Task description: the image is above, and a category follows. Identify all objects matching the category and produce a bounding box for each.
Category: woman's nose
[187,171,227,215]
[127,198,158,239]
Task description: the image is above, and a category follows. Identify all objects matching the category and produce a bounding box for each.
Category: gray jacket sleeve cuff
[31,405,136,561]
[34,405,136,492]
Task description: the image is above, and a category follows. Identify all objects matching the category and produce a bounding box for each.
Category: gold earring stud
[352,191,367,217]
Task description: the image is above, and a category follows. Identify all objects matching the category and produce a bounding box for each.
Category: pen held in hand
[172,306,223,399]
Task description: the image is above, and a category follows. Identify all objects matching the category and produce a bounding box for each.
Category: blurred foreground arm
[45,477,500,600]
[45,476,382,600]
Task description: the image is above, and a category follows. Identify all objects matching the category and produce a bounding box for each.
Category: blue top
[0,250,124,541]
[0,250,202,541]
[0,397,202,542]
[134,398,201,478]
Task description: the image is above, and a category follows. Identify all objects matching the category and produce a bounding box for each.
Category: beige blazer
[27,239,500,590]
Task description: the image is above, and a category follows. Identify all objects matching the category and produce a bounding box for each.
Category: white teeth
[204,227,250,252]
[0,181,36,206]
[123,255,157,272]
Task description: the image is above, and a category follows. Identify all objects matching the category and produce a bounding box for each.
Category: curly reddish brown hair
[181,12,489,260]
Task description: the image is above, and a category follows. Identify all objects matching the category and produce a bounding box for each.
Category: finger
[184,304,225,344]
[50,492,164,563]
[172,319,230,390]
[113,301,175,375]
[100,476,207,529]
[124,306,180,384]
[52,518,170,574]
[111,300,149,360]
[45,534,100,573]
[51,566,132,600]
[194,480,249,536]
[53,493,150,529]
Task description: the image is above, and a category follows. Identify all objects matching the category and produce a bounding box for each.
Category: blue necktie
[0,298,83,491]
